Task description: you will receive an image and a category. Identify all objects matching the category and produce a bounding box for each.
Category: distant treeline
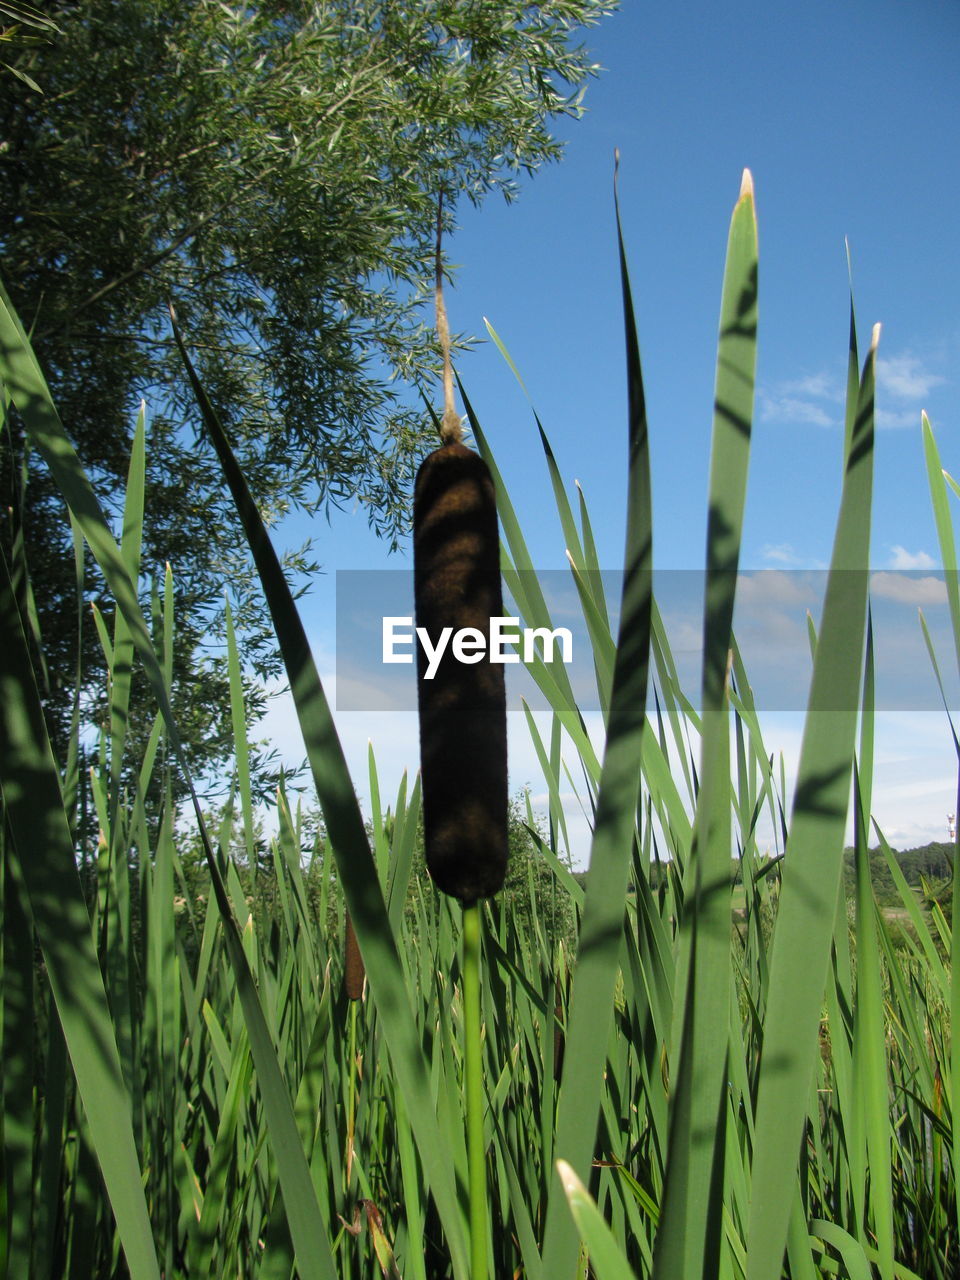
[570,842,954,903]
[840,841,953,906]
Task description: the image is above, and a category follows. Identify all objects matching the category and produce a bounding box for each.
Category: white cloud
[737,569,816,606]
[760,347,945,433]
[760,395,836,427]
[759,543,826,569]
[761,542,802,566]
[876,406,921,431]
[890,546,936,570]
[877,353,946,402]
[759,368,842,429]
[778,372,844,401]
[658,616,702,655]
[869,571,947,606]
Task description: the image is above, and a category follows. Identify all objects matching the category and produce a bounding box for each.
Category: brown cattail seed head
[344,910,364,1001]
[413,442,508,903]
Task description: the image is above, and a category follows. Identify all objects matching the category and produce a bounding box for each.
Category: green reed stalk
[345,999,358,1187]
[462,901,488,1280]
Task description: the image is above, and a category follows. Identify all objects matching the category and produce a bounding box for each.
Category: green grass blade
[108,401,145,813]
[809,1220,873,1280]
[225,598,257,872]
[654,169,758,1280]
[557,1160,639,1280]
[920,409,960,1239]
[541,174,652,1280]
[1,836,36,1278]
[746,323,878,1280]
[386,771,422,935]
[922,413,960,673]
[0,550,161,1280]
[918,608,960,754]
[842,244,860,469]
[852,617,894,1280]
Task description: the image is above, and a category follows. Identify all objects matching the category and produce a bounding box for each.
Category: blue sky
[263,0,960,858]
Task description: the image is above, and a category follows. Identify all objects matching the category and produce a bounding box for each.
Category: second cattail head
[344,909,364,1001]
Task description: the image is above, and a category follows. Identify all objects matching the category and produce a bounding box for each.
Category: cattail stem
[345,995,358,1187]
[434,190,461,444]
[343,909,363,1186]
[462,899,487,1280]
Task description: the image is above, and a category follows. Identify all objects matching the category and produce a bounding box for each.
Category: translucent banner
[334,569,960,713]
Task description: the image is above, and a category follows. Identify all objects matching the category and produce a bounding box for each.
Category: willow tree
[0,0,612,781]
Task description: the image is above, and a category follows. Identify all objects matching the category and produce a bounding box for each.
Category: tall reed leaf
[541,169,653,1280]
[747,321,878,1280]
[654,168,758,1280]
[850,618,894,1280]
[558,1160,639,1280]
[0,550,162,1280]
[920,410,960,1238]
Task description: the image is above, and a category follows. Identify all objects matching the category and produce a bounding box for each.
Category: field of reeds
[1,175,958,1280]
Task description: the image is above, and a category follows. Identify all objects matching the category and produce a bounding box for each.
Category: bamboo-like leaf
[922,414,960,674]
[918,608,960,756]
[386,770,422,935]
[225,598,257,872]
[0,550,161,1280]
[851,616,894,1280]
[653,169,757,1280]
[808,1220,873,1280]
[463,385,585,727]
[746,320,878,1280]
[2,831,36,1278]
[541,169,652,1280]
[192,1032,254,1274]
[919,409,960,1240]
[556,1160,638,1280]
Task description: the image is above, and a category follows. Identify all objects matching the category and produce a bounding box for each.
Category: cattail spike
[344,909,364,1000]
[553,970,566,1082]
[413,442,508,902]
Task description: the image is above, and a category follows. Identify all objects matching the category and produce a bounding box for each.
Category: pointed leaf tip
[870,322,882,352]
[740,168,754,199]
[556,1159,581,1199]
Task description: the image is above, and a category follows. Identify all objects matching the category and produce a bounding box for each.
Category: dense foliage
[0,0,613,776]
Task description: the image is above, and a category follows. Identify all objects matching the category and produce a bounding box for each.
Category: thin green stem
[346,996,358,1190]
[462,900,487,1280]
